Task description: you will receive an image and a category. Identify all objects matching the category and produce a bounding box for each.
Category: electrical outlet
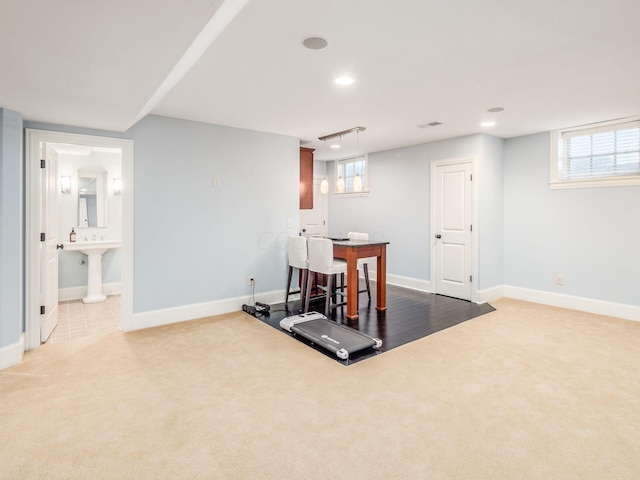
[248,276,254,286]
[555,274,564,285]
[287,218,293,228]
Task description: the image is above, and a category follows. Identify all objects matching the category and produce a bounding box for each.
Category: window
[550,118,640,189]
[335,155,368,194]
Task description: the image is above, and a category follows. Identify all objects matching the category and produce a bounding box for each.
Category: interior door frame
[430,157,478,303]
[25,129,134,350]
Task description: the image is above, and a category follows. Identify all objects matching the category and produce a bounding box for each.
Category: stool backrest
[307,237,334,274]
[287,235,308,269]
[347,231,369,241]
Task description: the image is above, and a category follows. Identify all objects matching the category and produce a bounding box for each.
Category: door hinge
[470,275,473,282]
[40,232,46,242]
[470,224,473,232]
[470,173,473,181]
[40,305,45,315]
[40,159,46,168]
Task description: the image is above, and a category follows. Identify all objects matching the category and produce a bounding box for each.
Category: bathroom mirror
[77,170,107,228]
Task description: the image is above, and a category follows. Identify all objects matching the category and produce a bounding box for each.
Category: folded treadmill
[280,312,382,360]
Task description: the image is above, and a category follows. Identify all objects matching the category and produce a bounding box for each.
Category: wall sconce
[60,176,71,194]
[113,178,122,195]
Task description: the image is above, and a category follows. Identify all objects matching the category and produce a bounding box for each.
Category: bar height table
[332,240,390,320]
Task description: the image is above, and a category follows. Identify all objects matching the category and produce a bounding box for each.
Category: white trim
[429,157,478,303]
[332,191,370,198]
[128,290,285,332]
[367,270,431,292]
[549,176,640,189]
[25,129,134,350]
[0,334,24,371]
[476,285,505,304]
[58,282,122,302]
[504,286,640,323]
[550,116,640,189]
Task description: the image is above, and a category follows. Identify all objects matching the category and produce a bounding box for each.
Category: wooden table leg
[346,247,359,319]
[376,245,387,311]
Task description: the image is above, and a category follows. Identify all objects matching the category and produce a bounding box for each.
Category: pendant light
[320,161,329,194]
[353,172,363,192]
[317,126,366,194]
[353,129,363,192]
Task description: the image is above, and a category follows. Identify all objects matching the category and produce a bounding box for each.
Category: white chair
[347,232,373,301]
[285,235,309,304]
[304,238,348,316]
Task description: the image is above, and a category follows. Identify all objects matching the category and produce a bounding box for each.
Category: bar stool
[347,232,372,300]
[304,237,348,316]
[285,235,309,304]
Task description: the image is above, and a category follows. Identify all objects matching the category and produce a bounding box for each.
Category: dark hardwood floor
[255,281,495,365]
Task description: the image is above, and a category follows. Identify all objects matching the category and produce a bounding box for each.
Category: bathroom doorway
[25,129,134,351]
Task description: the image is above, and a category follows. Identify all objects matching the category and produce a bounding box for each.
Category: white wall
[504,133,640,307]
[58,151,122,290]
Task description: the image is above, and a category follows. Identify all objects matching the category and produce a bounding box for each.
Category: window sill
[333,191,370,198]
[550,176,640,190]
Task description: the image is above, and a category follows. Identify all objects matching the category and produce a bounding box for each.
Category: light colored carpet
[1,298,639,479]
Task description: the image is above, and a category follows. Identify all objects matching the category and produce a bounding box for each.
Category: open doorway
[25,129,134,351]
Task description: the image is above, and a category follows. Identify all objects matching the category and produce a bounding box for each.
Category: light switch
[287,219,293,228]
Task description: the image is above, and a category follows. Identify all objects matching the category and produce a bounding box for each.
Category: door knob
[56,244,64,250]
[435,234,442,239]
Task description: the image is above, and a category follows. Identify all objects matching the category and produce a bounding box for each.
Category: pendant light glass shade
[320,177,329,194]
[353,173,363,192]
[336,176,345,193]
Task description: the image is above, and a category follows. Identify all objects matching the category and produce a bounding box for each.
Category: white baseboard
[366,269,431,293]
[58,282,121,301]
[0,334,24,371]
[125,280,640,334]
[504,285,640,323]
[476,285,505,304]
[128,289,286,332]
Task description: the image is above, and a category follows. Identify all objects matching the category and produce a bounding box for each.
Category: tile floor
[47,295,122,344]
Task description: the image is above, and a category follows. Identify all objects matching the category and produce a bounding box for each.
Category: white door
[432,161,473,300]
[300,176,328,237]
[40,143,59,342]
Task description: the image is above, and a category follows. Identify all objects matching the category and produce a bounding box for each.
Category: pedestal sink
[63,239,122,303]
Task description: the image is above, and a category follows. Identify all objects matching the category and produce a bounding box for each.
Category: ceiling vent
[417,121,442,129]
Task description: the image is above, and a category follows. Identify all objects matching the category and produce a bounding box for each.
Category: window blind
[560,121,640,180]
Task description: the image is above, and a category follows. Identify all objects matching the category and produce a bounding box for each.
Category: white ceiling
[2,0,639,160]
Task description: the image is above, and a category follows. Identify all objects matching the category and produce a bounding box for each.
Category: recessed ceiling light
[487,107,505,113]
[417,121,443,129]
[480,121,496,128]
[330,144,341,149]
[303,37,328,50]
[335,76,355,85]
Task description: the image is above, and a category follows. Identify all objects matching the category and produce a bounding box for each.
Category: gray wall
[0,108,23,349]
[328,134,504,290]
[127,115,299,312]
[25,115,299,314]
[477,134,505,289]
[504,133,640,306]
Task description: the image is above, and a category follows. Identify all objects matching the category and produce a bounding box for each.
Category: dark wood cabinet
[299,147,314,209]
